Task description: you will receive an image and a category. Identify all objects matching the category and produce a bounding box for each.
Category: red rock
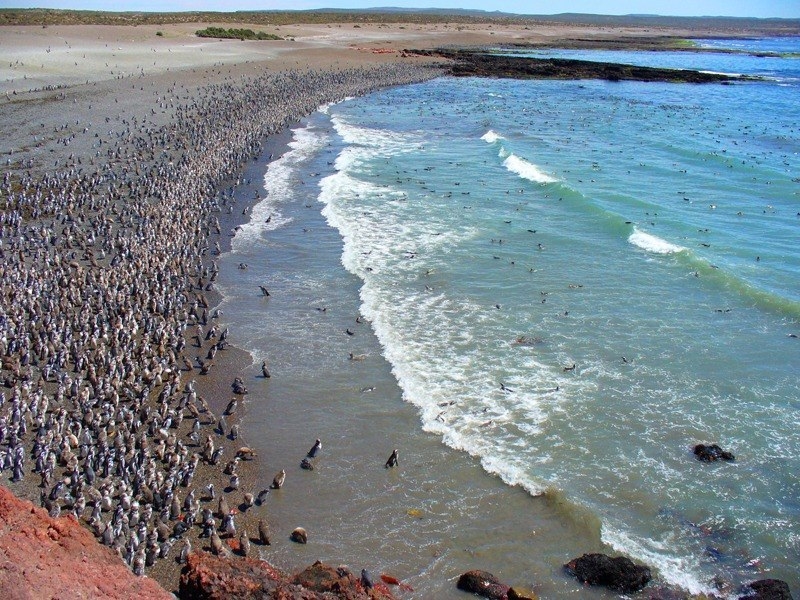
[0,485,172,600]
[180,553,396,600]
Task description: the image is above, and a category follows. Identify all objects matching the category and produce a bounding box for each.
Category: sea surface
[217,38,800,597]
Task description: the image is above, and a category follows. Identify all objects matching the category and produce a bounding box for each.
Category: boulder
[179,551,285,599]
[456,569,510,599]
[179,552,396,600]
[693,443,735,462]
[564,553,651,593]
[0,485,171,600]
[739,579,794,600]
[292,561,395,599]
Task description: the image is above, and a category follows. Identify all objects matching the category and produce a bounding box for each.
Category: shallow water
[218,39,800,597]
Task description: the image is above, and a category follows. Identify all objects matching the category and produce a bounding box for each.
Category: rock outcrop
[564,553,652,593]
[406,49,752,83]
[0,485,172,600]
[739,579,794,600]
[694,443,735,462]
[179,552,396,599]
[456,569,511,599]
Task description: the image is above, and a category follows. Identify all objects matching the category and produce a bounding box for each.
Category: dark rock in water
[406,49,754,84]
[564,553,651,593]
[739,579,794,600]
[456,570,510,599]
[694,443,735,462]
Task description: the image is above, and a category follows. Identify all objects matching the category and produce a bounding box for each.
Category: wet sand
[0,16,775,597]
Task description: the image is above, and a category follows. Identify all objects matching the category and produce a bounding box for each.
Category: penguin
[307,438,322,458]
[385,449,399,468]
[271,469,286,489]
[258,519,271,545]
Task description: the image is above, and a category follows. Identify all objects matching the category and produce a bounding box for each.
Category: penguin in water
[385,449,399,468]
[307,439,322,458]
[271,469,286,489]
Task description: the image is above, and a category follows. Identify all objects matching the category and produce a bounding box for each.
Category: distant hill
[0,7,798,34]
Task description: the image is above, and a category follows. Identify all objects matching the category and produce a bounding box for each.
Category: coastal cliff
[0,485,172,599]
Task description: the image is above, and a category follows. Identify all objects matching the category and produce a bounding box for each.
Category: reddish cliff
[0,485,172,600]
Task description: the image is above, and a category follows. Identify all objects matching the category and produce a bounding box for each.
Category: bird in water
[271,469,286,489]
[307,438,322,458]
[258,519,271,545]
[255,489,270,505]
[385,449,399,468]
[261,361,271,378]
[259,285,270,296]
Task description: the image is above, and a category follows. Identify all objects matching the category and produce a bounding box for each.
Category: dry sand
[0,19,737,97]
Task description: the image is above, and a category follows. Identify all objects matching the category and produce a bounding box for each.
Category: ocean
[216,38,800,597]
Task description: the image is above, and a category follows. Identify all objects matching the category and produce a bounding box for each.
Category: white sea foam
[231,123,327,252]
[330,113,418,154]
[481,130,505,144]
[628,228,686,255]
[602,526,713,597]
[503,154,559,184]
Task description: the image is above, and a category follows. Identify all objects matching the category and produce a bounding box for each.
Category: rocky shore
[408,48,753,82]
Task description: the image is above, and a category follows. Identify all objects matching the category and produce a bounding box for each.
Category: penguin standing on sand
[361,569,374,590]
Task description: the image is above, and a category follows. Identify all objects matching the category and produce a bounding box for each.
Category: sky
[1,1,799,19]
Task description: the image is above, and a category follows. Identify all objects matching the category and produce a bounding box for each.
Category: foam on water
[502,154,559,184]
[480,129,505,143]
[481,129,559,184]
[231,123,326,252]
[602,527,712,597]
[628,228,686,255]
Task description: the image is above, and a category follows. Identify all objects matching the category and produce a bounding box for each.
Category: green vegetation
[195,27,282,40]
[671,39,699,49]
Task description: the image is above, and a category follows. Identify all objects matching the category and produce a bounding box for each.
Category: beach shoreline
[0,19,444,592]
[1,15,796,598]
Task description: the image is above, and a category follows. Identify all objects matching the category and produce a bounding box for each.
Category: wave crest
[503,154,559,184]
[628,229,686,255]
[481,129,505,144]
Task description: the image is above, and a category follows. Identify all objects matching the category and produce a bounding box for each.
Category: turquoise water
[221,39,800,596]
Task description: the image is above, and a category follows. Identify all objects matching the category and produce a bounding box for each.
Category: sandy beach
[1,14,796,598]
